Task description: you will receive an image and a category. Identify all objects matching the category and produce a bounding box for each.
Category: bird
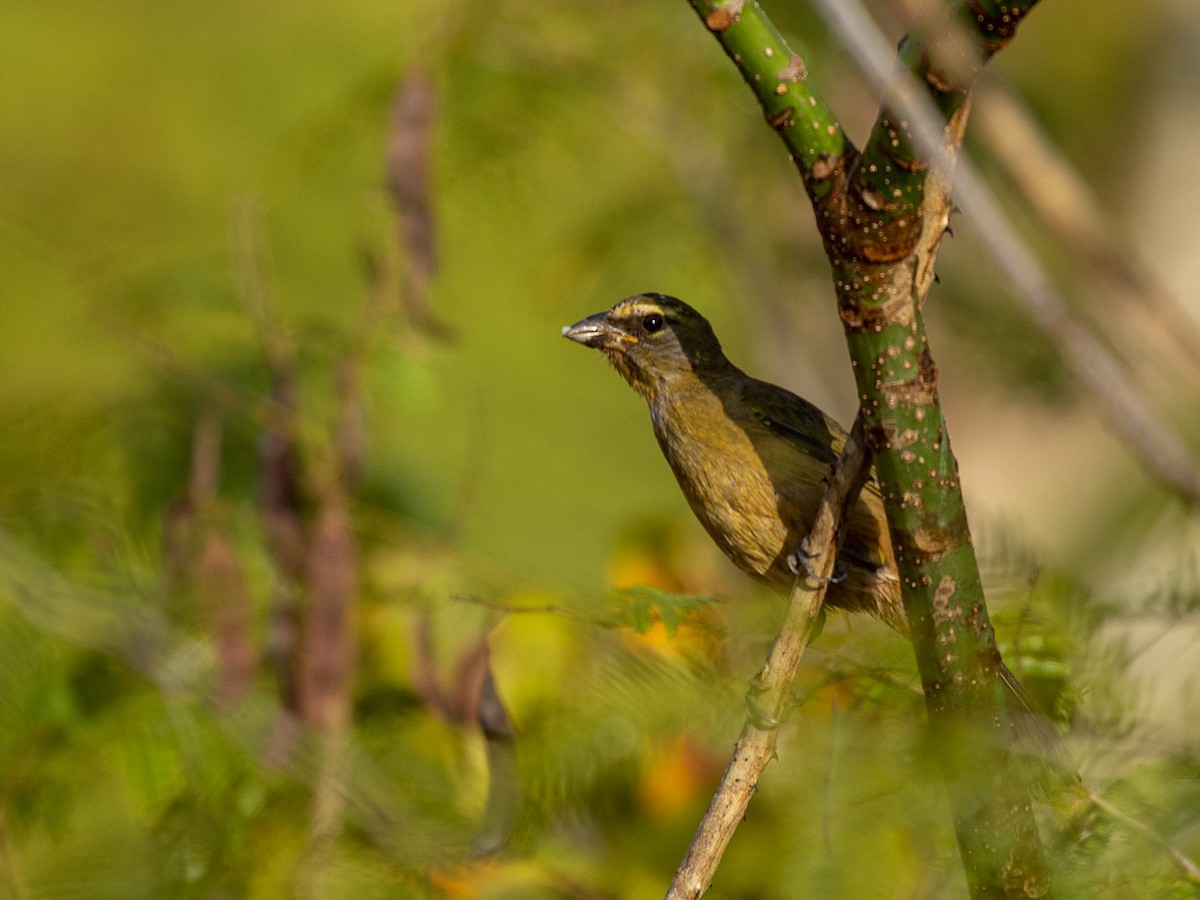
[562,292,904,630]
[563,293,1068,768]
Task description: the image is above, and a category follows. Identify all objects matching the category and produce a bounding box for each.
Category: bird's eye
[642,313,665,333]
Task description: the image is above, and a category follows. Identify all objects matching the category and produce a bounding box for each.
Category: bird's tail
[999,661,1078,791]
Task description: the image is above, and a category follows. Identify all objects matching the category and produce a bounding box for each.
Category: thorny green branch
[683,1,1053,897]
[688,0,845,198]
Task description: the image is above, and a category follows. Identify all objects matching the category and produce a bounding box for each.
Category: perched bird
[563,293,1066,763]
[563,292,904,631]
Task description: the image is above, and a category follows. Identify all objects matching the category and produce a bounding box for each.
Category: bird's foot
[786,538,848,585]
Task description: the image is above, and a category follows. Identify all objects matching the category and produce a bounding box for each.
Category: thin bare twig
[810,0,1200,504]
[973,82,1200,393]
[1086,787,1200,884]
[665,417,871,899]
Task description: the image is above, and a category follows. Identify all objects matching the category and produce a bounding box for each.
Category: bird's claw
[786,539,848,585]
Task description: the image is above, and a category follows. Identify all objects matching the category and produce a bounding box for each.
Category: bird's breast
[649,393,789,579]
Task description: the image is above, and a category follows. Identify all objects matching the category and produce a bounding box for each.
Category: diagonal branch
[686,1,1057,896]
[972,81,1200,395]
[665,418,871,900]
[810,0,1200,503]
[1085,786,1200,885]
[687,0,851,200]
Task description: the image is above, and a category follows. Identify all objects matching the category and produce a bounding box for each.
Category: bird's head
[562,294,729,398]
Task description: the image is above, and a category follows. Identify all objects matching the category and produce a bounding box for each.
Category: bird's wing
[742,377,885,503]
[741,377,845,467]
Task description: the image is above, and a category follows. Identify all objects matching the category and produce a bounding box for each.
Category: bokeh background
[2,0,1199,896]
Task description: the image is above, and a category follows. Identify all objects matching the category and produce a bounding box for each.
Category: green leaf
[617,584,717,637]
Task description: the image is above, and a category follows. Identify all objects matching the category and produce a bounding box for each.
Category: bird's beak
[562,312,636,351]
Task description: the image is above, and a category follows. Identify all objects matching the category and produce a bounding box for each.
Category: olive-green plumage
[564,294,1071,770]
[563,292,906,631]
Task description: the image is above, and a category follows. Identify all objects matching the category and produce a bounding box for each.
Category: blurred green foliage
[1,0,1199,897]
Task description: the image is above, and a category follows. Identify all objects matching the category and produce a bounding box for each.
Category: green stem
[688,0,1052,896]
[687,0,848,198]
[851,0,1040,241]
